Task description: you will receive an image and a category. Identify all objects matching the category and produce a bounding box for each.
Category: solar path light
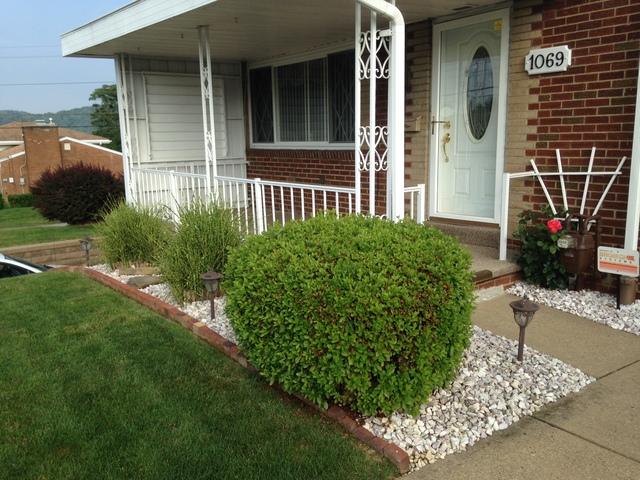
[201,271,223,320]
[509,299,540,362]
[79,237,92,266]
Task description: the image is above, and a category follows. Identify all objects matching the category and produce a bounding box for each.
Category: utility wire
[0,81,114,86]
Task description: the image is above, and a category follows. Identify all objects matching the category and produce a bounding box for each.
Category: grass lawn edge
[59,265,411,474]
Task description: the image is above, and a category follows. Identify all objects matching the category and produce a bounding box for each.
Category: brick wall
[22,126,62,188]
[61,140,123,174]
[518,0,639,247]
[505,0,545,247]
[404,21,432,204]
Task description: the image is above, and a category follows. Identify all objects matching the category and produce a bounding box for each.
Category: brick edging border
[60,266,411,474]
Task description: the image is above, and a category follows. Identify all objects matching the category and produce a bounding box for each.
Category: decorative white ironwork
[355,0,405,219]
[198,25,216,195]
[358,126,388,172]
[499,147,627,260]
[358,126,368,171]
[358,30,390,79]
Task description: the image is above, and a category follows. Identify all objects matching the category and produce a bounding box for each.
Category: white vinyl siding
[145,74,227,162]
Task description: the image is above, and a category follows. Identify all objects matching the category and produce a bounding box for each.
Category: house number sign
[525,45,572,75]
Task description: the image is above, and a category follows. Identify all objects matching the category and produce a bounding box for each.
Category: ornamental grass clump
[514,206,569,289]
[224,214,475,416]
[160,202,242,303]
[97,201,172,267]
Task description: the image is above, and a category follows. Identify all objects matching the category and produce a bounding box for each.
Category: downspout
[358,0,405,220]
[19,159,27,193]
[624,56,640,251]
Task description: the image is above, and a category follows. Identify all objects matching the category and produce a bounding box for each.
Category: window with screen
[250,50,355,146]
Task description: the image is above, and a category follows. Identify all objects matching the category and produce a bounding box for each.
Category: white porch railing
[404,184,426,224]
[131,167,358,234]
[131,167,426,233]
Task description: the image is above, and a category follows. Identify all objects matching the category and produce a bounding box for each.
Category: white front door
[431,10,509,222]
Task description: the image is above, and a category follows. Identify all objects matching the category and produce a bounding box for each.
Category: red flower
[547,219,563,235]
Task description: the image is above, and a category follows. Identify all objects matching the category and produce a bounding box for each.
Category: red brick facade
[244,2,638,247]
[524,0,639,246]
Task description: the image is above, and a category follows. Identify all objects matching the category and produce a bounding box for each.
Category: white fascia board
[0,141,23,146]
[59,137,122,156]
[0,151,25,163]
[61,0,219,57]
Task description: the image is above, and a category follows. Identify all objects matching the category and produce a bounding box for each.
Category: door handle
[442,132,451,163]
[431,116,451,135]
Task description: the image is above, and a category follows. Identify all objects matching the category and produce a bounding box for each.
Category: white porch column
[114,54,134,203]
[624,58,640,251]
[198,25,217,197]
[357,0,405,220]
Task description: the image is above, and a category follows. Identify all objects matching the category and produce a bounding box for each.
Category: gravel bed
[364,326,594,469]
[507,282,640,336]
[90,264,136,283]
[141,283,237,344]
[91,265,594,469]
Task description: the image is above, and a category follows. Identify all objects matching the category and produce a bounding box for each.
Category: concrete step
[427,220,500,248]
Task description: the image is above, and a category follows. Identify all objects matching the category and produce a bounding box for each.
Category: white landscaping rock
[363,326,594,470]
[507,282,640,336]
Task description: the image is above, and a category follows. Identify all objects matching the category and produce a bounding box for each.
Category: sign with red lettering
[597,247,639,277]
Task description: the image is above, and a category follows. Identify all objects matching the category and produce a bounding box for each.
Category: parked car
[0,253,50,279]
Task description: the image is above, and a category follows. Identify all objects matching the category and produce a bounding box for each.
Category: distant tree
[89,84,121,151]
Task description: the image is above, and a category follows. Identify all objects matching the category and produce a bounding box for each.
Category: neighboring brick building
[0,123,122,200]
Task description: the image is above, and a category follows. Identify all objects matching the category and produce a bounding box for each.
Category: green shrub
[8,193,34,208]
[160,202,243,303]
[97,201,172,267]
[224,214,474,416]
[0,196,4,209]
[514,206,568,289]
[31,163,124,224]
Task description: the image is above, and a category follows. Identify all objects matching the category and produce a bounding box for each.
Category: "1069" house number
[525,45,572,75]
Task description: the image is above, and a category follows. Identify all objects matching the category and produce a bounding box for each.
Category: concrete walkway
[406,294,640,480]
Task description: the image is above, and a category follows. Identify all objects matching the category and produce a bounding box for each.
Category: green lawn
[0,207,95,248]
[0,271,396,480]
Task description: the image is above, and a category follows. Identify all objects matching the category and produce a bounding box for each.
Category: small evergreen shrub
[514,206,569,289]
[0,197,4,209]
[224,214,475,415]
[97,201,172,267]
[8,193,34,208]
[160,202,243,303]
[31,163,124,224]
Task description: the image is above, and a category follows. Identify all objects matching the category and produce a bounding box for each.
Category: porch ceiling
[62,0,502,62]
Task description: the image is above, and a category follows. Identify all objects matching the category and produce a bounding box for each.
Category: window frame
[248,46,355,150]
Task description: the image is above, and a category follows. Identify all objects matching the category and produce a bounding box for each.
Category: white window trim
[248,46,355,150]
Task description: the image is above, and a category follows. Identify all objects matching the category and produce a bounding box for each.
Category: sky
[0,0,129,114]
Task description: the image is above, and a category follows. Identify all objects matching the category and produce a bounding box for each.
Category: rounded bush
[224,215,474,415]
[31,163,124,224]
[97,201,172,267]
[160,202,243,303]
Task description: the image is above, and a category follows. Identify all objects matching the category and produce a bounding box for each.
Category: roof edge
[61,0,219,57]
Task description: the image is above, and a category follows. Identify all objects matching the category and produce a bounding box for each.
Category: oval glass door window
[467,46,493,140]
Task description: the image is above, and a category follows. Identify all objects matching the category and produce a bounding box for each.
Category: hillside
[0,107,94,133]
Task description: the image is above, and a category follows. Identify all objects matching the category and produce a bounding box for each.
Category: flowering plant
[514,206,568,289]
